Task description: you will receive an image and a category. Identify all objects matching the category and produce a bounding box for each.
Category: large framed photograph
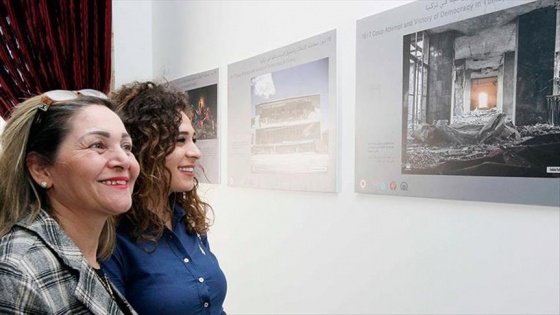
[171,69,220,184]
[228,30,337,192]
[356,0,559,206]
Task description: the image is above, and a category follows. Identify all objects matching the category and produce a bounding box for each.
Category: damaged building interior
[402,0,560,177]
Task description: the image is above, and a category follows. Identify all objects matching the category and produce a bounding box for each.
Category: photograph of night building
[171,69,221,184]
[188,84,218,140]
[402,0,560,177]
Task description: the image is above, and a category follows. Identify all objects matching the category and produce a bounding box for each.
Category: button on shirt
[101,205,227,315]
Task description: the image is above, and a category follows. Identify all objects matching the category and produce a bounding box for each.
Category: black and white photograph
[355,0,559,206]
[402,0,560,178]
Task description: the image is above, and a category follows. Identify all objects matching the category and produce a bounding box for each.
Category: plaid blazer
[0,210,137,315]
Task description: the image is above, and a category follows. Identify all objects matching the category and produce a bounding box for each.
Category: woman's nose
[109,146,133,169]
[187,142,202,159]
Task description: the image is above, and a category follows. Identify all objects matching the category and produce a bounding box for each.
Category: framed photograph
[172,69,221,184]
[355,0,559,206]
[228,30,338,192]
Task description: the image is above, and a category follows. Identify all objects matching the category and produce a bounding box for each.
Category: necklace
[94,268,116,300]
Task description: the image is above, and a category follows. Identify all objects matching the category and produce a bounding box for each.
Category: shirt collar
[172,203,187,221]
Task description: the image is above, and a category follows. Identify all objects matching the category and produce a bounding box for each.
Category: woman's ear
[26,152,51,188]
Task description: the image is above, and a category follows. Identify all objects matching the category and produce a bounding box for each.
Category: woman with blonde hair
[0,90,139,314]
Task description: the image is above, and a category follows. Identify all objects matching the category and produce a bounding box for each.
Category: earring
[40,181,48,188]
[182,192,187,200]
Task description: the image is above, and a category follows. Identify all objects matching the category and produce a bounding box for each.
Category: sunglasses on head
[38,89,108,112]
[25,89,109,154]
[28,89,109,141]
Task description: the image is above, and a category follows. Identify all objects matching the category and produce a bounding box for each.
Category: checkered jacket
[0,210,137,315]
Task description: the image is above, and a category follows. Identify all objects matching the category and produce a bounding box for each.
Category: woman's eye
[122,143,133,152]
[177,137,187,144]
[90,142,104,149]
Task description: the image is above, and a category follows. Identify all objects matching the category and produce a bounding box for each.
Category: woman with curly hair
[101,81,227,314]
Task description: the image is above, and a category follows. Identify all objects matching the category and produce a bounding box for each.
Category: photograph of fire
[188,84,218,140]
[402,0,560,177]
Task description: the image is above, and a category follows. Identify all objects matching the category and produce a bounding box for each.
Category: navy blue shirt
[101,204,227,315]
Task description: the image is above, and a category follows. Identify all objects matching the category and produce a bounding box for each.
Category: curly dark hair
[111,81,212,244]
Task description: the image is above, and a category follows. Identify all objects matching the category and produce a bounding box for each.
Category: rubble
[404,112,560,177]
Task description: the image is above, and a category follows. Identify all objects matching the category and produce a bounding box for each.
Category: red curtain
[0,0,112,119]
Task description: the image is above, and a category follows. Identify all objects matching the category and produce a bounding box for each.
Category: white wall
[112,0,153,88]
[113,1,560,314]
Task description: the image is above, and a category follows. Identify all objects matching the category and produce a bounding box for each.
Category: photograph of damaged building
[250,57,330,174]
[402,0,560,178]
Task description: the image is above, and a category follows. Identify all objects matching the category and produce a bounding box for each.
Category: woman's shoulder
[0,227,87,315]
[1,226,43,259]
[0,226,63,278]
